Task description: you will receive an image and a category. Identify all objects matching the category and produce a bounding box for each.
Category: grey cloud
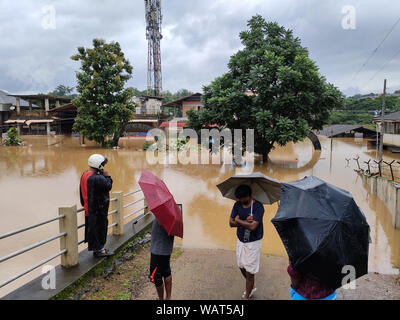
[1,0,400,96]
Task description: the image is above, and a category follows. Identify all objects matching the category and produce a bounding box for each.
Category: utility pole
[378,79,387,161]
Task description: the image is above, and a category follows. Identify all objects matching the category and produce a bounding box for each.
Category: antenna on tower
[144,0,163,97]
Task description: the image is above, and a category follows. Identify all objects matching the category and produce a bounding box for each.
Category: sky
[1,0,400,97]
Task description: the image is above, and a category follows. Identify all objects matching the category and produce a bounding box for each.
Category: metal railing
[0,188,149,290]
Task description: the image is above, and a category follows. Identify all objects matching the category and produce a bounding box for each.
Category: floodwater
[1,135,400,297]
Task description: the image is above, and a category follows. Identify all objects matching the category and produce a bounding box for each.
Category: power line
[365,47,400,85]
[348,16,400,84]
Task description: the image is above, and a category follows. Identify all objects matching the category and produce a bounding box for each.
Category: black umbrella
[271,176,370,290]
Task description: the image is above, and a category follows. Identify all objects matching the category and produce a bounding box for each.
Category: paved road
[137,248,400,300]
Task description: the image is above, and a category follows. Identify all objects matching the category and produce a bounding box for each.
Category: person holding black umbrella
[272,176,370,300]
[287,263,337,300]
[217,173,281,300]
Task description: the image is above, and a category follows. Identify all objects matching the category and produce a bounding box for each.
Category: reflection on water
[0,135,400,297]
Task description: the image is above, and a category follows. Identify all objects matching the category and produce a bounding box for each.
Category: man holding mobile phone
[80,154,114,257]
[229,185,265,299]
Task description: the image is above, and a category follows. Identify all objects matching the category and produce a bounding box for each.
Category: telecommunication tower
[144,0,163,97]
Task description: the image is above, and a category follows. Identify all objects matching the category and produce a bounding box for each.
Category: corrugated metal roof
[162,93,202,107]
[373,110,400,121]
[317,125,374,137]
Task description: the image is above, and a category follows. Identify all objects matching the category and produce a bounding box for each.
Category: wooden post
[58,205,79,268]
[111,192,124,235]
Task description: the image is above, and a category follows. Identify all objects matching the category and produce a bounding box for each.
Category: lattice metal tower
[144,0,163,97]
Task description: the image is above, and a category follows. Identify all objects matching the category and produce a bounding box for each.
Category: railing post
[112,191,124,235]
[58,205,78,268]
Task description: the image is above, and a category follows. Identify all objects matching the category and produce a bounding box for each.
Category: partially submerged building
[1,91,202,139]
[124,95,167,137]
[159,93,203,133]
[373,110,400,147]
[47,103,77,135]
[317,125,376,138]
[162,93,203,118]
[0,90,40,132]
[134,96,163,116]
[2,93,71,135]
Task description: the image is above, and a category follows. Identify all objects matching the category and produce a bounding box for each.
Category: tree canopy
[71,39,135,147]
[48,85,77,99]
[187,15,343,161]
[129,87,194,104]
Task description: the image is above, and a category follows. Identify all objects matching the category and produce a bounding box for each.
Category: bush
[3,128,23,146]
[143,141,154,151]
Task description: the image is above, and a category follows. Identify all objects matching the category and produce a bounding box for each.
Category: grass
[52,227,151,300]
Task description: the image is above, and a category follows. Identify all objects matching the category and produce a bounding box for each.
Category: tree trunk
[261,142,274,164]
[112,126,124,148]
[262,152,268,163]
[112,132,120,148]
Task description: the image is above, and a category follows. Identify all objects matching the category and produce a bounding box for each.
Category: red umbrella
[139,170,183,238]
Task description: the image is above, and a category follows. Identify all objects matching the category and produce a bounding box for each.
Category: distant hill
[328,92,400,125]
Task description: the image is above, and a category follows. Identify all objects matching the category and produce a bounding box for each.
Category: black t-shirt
[230,200,265,243]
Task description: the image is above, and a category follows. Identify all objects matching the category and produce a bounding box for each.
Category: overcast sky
[1,0,400,96]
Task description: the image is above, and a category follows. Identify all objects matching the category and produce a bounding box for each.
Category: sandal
[93,249,114,258]
[242,287,257,299]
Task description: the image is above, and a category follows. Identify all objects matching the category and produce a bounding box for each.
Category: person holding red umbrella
[149,219,174,300]
[139,170,183,300]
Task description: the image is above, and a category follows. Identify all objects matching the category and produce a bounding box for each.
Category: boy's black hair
[235,184,252,199]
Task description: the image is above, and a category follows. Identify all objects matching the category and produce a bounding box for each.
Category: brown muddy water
[0,135,400,297]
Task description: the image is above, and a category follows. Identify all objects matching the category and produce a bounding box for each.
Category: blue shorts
[290,287,337,300]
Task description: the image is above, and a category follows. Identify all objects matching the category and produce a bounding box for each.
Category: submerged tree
[71,39,135,147]
[3,127,23,146]
[187,15,343,162]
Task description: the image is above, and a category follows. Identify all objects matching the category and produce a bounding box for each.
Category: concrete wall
[182,101,203,117]
[361,173,400,229]
[383,133,400,148]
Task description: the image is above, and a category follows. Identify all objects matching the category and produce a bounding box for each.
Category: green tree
[71,39,135,147]
[49,85,74,97]
[173,89,193,100]
[328,111,374,125]
[187,15,343,162]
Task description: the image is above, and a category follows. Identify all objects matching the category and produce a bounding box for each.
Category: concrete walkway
[136,248,400,300]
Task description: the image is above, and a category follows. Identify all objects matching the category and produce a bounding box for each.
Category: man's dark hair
[235,184,252,199]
